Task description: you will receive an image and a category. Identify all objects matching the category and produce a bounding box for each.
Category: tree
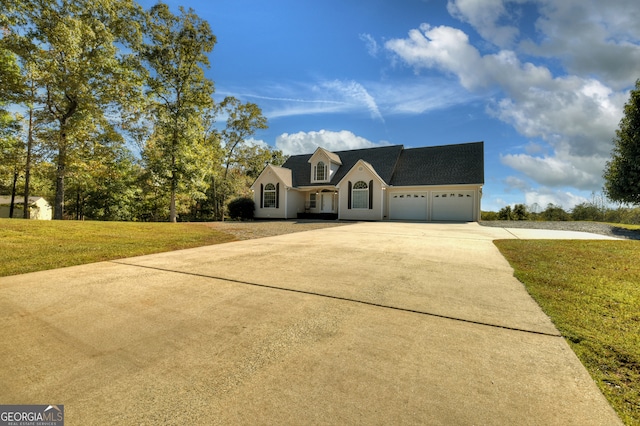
[497,205,512,220]
[214,97,268,220]
[541,203,569,221]
[140,3,216,222]
[0,110,23,217]
[604,79,640,205]
[3,0,145,219]
[512,203,529,220]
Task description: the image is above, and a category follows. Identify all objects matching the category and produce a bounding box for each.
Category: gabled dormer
[308,147,342,184]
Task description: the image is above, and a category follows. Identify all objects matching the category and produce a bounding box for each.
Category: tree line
[483,199,640,224]
[0,0,285,222]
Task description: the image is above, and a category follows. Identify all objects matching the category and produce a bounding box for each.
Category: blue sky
[141,0,640,212]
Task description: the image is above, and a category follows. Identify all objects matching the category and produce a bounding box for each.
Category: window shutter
[369,180,373,209]
[348,181,352,209]
[260,183,264,208]
[276,183,280,208]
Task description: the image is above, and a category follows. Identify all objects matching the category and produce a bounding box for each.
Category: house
[0,196,53,220]
[251,141,484,222]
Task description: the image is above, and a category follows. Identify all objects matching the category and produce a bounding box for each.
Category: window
[263,183,276,208]
[352,181,368,209]
[309,193,317,208]
[315,161,326,181]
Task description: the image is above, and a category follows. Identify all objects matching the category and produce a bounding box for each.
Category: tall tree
[3,0,145,219]
[214,97,267,219]
[604,79,640,205]
[141,3,216,222]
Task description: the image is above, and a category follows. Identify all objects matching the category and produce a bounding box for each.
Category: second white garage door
[432,191,474,221]
[389,192,428,221]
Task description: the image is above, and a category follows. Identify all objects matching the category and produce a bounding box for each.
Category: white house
[251,142,484,222]
[0,196,53,220]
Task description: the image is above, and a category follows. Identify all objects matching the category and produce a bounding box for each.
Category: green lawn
[0,219,236,277]
[495,239,640,426]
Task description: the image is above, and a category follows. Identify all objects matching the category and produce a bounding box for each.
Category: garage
[432,191,474,221]
[389,191,428,220]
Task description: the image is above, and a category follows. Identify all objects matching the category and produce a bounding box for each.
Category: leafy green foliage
[227,197,255,220]
[540,203,570,221]
[495,240,640,425]
[0,1,281,222]
[140,3,216,222]
[3,0,146,219]
[605,79,640,206]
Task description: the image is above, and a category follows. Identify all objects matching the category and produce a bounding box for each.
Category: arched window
[263,183,276,208]
[352,181,368,209]
[315,161,326,181]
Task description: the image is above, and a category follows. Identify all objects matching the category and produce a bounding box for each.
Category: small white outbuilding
[0,196,53,220]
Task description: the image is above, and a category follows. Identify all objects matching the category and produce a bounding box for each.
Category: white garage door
[432,191,474,221]
[389,192,428,220]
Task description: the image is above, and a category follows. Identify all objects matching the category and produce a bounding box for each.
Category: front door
[321,193,334,213]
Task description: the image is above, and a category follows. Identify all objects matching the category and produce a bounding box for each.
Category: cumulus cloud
[275,130,389,156]
[446,0,640,89]
[522,0,640,90]
[447,0,523,47]
[500,152,604,190]
[499,176,590,210]
[385,17,631,194]
[523,188,589,211]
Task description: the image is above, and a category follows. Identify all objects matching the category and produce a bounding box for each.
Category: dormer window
[315,161,327,181]
[309,147,341,183]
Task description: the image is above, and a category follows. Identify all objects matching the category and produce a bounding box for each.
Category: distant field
[0,219,236,277]
[495,239,640,425]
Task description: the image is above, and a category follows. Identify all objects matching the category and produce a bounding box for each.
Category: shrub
[541,203,570,221]
[481,211,499,221]
[227,197,255,220]
[512,204,529,220]
[498,205,512,220]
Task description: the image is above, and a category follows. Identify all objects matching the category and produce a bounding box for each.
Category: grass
[495,239,640,425]
[608,223,640,231]
[0,219,236,277]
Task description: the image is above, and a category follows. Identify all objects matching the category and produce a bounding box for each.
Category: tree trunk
[9,170,18,218]
[54,140,66,220]
[23,106,34,219]
[170,186,177,222]
[169,152,177,222]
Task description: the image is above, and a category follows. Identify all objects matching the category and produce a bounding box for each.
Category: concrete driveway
[0,222,622,425]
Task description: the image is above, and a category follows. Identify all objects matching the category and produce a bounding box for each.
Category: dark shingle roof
[390,142,484,186]
[282,145,404,187]
[281,141,484,187]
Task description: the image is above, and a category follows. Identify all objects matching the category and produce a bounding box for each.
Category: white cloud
[447,0,523,47]
[500,176,590,210]
[222,77,473,122]
[446,0,640,90]
[275,130,389,156]
[385,19,630,194]
[500,153,604,190]
[523,0,640,90]
[523,188,588,211]
[359,33,380,57]
[245,138,269,149]
[319,80,384,122]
